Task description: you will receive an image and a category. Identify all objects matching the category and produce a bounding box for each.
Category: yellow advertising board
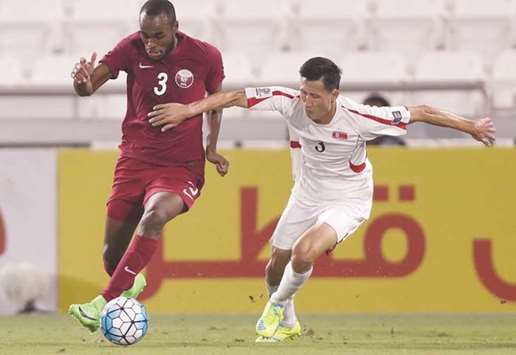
[59,148,516,313]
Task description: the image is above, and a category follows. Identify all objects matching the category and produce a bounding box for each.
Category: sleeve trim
[247,89,296,108]
[344,106,407,130]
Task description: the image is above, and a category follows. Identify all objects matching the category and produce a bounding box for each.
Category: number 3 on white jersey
[154,72,168,96]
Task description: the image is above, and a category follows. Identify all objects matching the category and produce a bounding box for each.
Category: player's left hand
[206,149,229,176]
[148,103,192,132]
[471,117,496,146]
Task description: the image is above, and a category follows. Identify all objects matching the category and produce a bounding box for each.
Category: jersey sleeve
[244,87,299,117]
[205,46,225,94]
[342,97,411,141]
[100,37,131,79]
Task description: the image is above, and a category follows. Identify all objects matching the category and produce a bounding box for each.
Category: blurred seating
[31,55,78,85]
[0,0,64,57]
[62,0,143,56]
[339,51,411,104]
[221,51,256,87]
[212,0,292,57]
[413,51,486,116]
[0,57,25,85]
[292,0,371,54]
[0,0,509,120]
[339,51,410,83]
[446,0,516,63]
[491,50,516,108]
[258,51,334,85]
[172,0,216,41]
[368,0,448,61]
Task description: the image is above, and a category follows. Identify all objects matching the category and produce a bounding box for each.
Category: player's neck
[171,34,178,50]
[161,34,178,59]
[317,100,337,125]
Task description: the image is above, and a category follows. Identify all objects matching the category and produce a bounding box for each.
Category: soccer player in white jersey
[147,57,496,342]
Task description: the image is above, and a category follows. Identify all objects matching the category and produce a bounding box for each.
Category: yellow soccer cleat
[255,321,302,343]
[271,321,302,341]
[255,301,285,338]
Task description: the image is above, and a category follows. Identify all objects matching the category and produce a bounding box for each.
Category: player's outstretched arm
[71,52,111,96]
[148,89,248,132]
[408,105,496,146]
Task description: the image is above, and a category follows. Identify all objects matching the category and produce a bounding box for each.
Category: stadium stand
[446,0,516,63]
[491,50,516,108]
[213,0,292,56]
[368,0,449,59]
[292,0,370,54]
[413,51,487,116]
[0,0,514,144]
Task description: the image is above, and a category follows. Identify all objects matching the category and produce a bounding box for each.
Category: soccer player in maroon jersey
[68,0,228,332]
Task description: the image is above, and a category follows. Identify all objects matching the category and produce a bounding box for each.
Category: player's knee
[291,244,317,267]
[140,208,169,233]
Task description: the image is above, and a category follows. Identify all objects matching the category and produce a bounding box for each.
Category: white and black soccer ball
[100,296,149,346]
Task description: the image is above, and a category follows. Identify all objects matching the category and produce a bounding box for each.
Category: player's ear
[331,89,339,99]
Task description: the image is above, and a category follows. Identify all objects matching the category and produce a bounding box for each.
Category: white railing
[0,80,496,145]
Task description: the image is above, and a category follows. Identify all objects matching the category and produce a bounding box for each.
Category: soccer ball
[100,296,149,346]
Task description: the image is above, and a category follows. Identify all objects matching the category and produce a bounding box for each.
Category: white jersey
[245,86,410,212]
[287,125,302,182]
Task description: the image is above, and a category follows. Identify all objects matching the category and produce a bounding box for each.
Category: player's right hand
[471,117,496,146]
[148,103,193,132]
[71,52,97,86]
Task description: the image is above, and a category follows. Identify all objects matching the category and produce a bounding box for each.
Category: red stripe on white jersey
[247,90,295,108]
[345,107,407,130]
[349,161,366,173]
[290,140,301,149]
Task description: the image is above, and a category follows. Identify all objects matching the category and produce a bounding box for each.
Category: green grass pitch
[0,314,515,354]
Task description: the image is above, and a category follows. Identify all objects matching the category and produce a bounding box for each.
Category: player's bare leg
[103,215,141,276]
[257,247,302,342]
[102,216,148,299]
[69,192,184,332]
[102,191,184,300]
[265,247,291,287]
[257,223,337,339]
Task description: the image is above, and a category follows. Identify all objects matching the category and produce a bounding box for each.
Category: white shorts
[270,195,370,250]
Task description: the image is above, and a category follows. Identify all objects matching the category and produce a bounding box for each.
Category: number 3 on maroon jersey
[154,72,168,96]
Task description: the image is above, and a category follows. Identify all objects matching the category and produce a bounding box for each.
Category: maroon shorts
[107,156,204,221]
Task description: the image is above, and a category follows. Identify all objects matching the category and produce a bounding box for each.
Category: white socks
[267,280,298,328]
[270,261,312,317]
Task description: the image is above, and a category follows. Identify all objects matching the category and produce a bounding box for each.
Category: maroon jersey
[100,31,224,168]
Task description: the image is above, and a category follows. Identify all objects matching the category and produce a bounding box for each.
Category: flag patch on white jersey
[332,131,348,140]
[255,87,272,98]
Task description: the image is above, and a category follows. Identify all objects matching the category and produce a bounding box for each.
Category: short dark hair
[140,0,176,23]
[363,93,390,107]
[299,57,342,91]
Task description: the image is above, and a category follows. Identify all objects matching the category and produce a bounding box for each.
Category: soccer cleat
[121,273,147,299]
[255,301,285,338]
[255,321,302,343]
[68,295,107,333]
[271,321,302,341]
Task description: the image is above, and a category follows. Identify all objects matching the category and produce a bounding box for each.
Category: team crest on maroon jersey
[175,69,194,88]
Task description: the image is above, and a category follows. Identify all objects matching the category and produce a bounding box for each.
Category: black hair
[299,57,342,91]
[362,93,390,107]
[140,0,177,23]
